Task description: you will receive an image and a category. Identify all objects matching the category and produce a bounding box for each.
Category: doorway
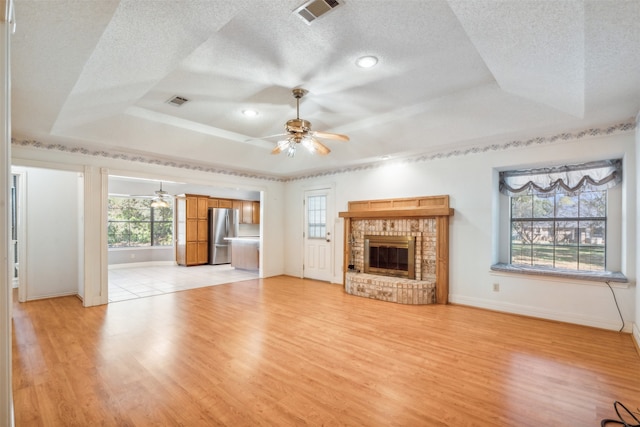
[11,166,83,302]
[10,173,19,291]
[303,188,334,282]
[107,175,261,302]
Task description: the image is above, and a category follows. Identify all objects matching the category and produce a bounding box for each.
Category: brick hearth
[345,272,436,304]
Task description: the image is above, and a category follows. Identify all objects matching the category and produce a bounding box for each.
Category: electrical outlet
[492,283,500,292]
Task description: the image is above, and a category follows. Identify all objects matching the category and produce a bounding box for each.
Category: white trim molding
[1,1,13,425]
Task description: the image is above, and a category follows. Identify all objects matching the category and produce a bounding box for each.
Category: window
[499,159,621,274]
[510,186,606,271]
[307,194,327,239]
[108,197,173,247]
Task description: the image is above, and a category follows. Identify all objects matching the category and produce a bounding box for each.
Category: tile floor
[108,264,259,303]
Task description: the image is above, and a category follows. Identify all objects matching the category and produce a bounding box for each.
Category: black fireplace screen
[369,246,409,271]
[364,235,416,279]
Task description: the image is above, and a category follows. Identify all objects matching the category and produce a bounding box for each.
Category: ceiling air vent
[166,95,190,107]
[294,0,343,25]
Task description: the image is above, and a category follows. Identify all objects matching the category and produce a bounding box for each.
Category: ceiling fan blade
[312,130,349,141]
[254,132,288,141]
[271,139,289,155]
[303,137,331,155]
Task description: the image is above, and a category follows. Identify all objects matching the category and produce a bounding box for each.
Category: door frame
[302,184,336,283]
[11,168,26,302]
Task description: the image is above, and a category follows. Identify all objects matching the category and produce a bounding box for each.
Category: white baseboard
[108,260,177,270]
[449,294,632,332]
[25,291,77,302]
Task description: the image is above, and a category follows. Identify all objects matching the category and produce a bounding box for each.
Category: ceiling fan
[150,182,173,208]
[269,88,349,157]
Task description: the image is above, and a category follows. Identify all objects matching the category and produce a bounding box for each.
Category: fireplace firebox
[364,235,416,279]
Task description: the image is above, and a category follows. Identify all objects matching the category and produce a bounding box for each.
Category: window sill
[490,263,628,284]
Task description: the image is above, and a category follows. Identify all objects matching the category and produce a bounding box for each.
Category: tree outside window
[108,197,173,247]
[510,186,606,271]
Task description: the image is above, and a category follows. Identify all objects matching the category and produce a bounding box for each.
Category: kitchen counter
[224,237,260,242]
[225,237,259,270]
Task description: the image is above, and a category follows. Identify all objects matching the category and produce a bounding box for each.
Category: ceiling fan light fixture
[268,88,348,157]
[356,55,378,68]
[287,142,297,157]
[151,198,170,208]
[301,137,315,153]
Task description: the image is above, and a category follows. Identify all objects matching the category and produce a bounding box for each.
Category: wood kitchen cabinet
[208,198,233,209]
[218,199,233,208]
[251,201,260,224]
[232,200,260,224]
[176,195,210,266]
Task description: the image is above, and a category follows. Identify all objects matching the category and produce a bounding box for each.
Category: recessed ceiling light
[380,155,391,160]
[356,55,378,68]
[242,109,259,117]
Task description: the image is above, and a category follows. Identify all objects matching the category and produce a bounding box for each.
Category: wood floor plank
[12,276,640,426]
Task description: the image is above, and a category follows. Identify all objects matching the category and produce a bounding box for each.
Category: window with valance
[498,159,622,273]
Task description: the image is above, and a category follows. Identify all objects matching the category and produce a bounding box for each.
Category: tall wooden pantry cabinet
[175,195,210,266]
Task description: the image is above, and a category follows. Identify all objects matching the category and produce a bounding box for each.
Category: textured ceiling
[11,0,640,179]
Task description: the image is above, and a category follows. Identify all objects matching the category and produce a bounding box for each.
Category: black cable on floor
[605,281,624,332]
[601,401,640,426]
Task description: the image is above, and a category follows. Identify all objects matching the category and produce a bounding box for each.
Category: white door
[303,189,333,282]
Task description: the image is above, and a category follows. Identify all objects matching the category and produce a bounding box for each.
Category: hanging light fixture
[150,182,171,208]
[151,198,170,208]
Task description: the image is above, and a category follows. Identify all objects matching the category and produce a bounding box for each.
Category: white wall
[285,131,636,332]
[23,167,80,300]
[108,247,174,265]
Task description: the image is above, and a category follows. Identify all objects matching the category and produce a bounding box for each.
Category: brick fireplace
[339,196,454,305]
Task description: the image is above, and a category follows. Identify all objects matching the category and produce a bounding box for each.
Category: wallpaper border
[11,118,637,183]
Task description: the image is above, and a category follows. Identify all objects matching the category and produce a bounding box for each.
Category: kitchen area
[175,194,260,272]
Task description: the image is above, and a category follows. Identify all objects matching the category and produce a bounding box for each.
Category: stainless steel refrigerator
[208,208,239,265]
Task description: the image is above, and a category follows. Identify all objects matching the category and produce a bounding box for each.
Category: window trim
[494,159,627,283]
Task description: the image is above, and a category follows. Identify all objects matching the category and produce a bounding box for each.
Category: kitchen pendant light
[151,198,170,208]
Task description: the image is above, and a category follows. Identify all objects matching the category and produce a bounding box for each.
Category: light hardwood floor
[12,276,640,426]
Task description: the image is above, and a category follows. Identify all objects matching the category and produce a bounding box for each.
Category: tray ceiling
[11,0,640,179]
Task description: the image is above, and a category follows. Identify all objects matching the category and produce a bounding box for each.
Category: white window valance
[499,159,622,196]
